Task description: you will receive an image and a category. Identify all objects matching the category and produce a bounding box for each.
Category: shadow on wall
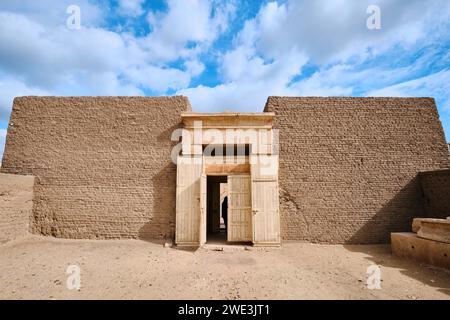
[138,162,201,252]
[138,163,177,244]
[419,169,450,219]
[345,172,450,296]
[156,124,180,145]
[348,175,425,244]
[343,244,450,296]
[138,123,181,244]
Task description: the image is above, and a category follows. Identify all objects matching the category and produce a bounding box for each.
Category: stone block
[417,219,450,244]
[391,232,450,269]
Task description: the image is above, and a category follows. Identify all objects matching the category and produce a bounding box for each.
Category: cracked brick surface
[265,97,449,244]
[1,96,190,240]
[1,96,448,244]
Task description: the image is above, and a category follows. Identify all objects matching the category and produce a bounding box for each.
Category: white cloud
[179,50,308,112]
[0,0,238,155]
[0,1,237,118]
[0,0,103,28]
[0,12,149,94]
[368,69,450,110]
[124,65,191,92]
[177,1,309,112]
[288,62,423,97]
[142,0,236,62]
[184,60,206,78]
[180,0,450,115]
[117,0,145,17]
[179,83,274,112]
[246,0,450,64]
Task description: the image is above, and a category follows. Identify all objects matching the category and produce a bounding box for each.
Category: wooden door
[175,156,202,245]
[227,175,252,242]
[251,155,280,245]
[199,173,207,245]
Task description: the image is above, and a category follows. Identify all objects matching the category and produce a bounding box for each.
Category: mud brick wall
[1,96,190,240]
[265,97,449,244]
[0,173,34,242]
[419,169,450,219]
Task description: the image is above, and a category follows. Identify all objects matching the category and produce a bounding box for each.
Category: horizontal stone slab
[417,220,450,244]
[412,218,450,233]
[391,232,450,269]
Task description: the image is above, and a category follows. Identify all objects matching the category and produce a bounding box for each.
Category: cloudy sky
[1,0,450,158]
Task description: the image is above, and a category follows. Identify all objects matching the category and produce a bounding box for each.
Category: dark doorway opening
[207,175,227,243]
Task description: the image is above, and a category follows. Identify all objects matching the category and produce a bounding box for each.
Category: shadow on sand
[344,175,450,296]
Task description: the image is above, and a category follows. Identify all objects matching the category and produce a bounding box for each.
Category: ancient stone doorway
[175,112,281,247]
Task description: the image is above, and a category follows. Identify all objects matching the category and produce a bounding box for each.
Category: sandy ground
[0,235,449,300]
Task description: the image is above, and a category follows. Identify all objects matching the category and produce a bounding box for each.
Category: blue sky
[1,0,450,157]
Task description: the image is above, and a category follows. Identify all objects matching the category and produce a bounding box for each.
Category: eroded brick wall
[1,96,190,240]
[0,173,34,242]
[419,169,450,219]
[265,97,449,244]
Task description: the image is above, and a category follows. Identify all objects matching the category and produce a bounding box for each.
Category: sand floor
[0,235,449,300]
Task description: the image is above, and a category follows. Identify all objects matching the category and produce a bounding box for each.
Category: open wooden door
[199,173,207,245]
[227,175,252,242]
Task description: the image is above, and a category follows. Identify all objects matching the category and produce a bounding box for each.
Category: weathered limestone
[1,96,448,243]
[417,220,450,244]
[411,218,443,233]
[392,217,450,269]
[265,97,449,244]
[0,173,35,242]
[391,233,450,269]
[1,96,191,240]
